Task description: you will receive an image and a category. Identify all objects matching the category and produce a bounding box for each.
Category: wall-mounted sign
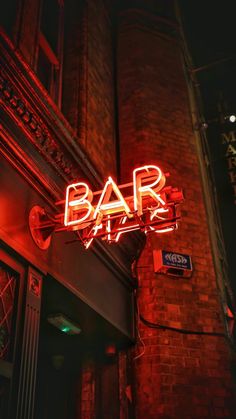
[29,165,183,249]
[61,165,183,248]
[153,249,192,278]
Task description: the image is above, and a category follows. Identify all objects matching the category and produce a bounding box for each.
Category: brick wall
[80,360,96,419]
[117,9,235,419]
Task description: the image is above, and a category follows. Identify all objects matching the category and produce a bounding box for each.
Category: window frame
[36,0,64,107]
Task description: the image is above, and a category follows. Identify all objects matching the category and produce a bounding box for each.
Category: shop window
[36,0,64,106]
[0,265,17,362]
[0,253,22,419]
[0,0,18,38]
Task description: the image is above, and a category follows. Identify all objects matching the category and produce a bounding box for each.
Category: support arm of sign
[84,223,103,249]
[133,165,166,216]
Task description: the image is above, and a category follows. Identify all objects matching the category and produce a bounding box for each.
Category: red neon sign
[61,165,183,249]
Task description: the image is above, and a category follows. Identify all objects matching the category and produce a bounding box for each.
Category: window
[0,250,24,419]
[37,0,64,106]
[0,264,17,362]
[0,0,18,38]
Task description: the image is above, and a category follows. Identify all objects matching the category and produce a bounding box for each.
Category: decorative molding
[0,29,103,190]
[0,69,77,181]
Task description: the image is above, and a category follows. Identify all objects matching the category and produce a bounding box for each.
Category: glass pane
[41,0,59,54]
[0,265,17,361]
[37,46,52,93]
[0,0,18,37]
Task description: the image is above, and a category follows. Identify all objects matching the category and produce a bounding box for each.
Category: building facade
[0,1,235,418]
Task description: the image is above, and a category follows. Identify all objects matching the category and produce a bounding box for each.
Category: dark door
[35,275,83,419]
[96,356,120,419]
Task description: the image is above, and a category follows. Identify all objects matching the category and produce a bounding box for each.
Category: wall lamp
[195,114,236,130]
[225,114,236,123]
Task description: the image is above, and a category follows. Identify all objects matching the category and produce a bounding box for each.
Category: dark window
[37,46,53,94]
[0,264,17,362]
[0,251,23,419]
[37,0,64,106]
[0,0,18,38]
[40,0,60,54]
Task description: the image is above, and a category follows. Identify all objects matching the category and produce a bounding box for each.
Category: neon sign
[60,165,183,249]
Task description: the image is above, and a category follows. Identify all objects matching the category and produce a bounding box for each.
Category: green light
[47,314,82,335]
[61,326,70,333]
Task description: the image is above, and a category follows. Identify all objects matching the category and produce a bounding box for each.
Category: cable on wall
[139,314,227,338]
[133,298,146,360]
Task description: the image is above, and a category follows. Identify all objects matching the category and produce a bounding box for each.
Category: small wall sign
[153,249,192,278]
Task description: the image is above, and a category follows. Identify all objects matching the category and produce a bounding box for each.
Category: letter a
[133,165,166,216]
[93,177,132,222]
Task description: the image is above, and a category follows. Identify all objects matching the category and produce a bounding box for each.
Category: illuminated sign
[162,250,192,271]
[58,165,183,248]
[153,249,192,277]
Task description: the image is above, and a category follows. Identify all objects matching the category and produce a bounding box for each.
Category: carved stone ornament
[0,68,78,180]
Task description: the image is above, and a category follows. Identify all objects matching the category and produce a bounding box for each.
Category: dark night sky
[179,0,236,66]
[179,0,236,113]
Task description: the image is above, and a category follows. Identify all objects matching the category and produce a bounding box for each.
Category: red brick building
[0,1,235,418]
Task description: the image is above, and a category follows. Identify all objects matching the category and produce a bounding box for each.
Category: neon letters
[63,165,183,248]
